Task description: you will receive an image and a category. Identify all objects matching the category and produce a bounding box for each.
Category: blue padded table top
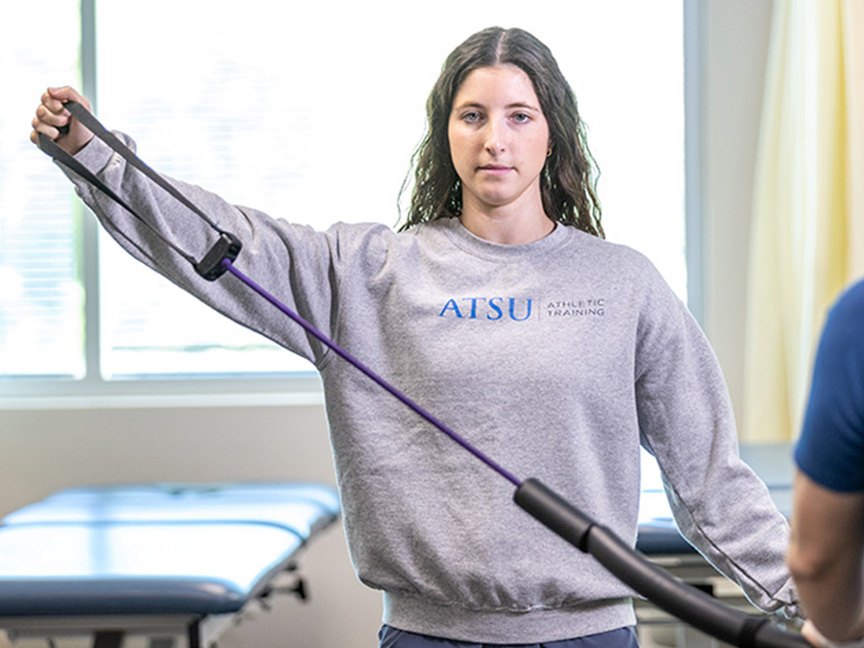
[0,522,303,616]
[2,482,340,538]
[0,482,340,617]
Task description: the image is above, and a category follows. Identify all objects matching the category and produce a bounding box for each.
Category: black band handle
[515,478,807,648]
[40,102,241,281]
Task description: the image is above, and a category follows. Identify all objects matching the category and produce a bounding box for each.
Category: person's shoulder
[324,220,402,247]
[820,279,864,349]
[327,221,396,236]
[832,279,864,318]
[322,221,417,266]
[563,227,663,278]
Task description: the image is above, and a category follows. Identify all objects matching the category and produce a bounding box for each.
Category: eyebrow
[452,101,541,112]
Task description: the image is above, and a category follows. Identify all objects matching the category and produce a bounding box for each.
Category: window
[1,0,686,400]
[0,2,82,379]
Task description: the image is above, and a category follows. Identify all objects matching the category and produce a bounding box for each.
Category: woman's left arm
[635,273,799,618]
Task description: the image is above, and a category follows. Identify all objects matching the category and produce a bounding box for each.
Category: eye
[461,110,482,123]
[512,112,532,124]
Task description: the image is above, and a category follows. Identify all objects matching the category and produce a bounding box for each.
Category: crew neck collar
[435,216,571,261]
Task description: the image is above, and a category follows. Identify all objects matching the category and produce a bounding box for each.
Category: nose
[484,119,505,155]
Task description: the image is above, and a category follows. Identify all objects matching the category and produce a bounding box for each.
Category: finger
[40,90,69,116]
[47,86,91,112]
[29,128,57,149]
[35,104,69,129]
[801,621,830,648]
[31,115,66,142]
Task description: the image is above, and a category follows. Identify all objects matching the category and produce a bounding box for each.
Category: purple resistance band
[219,259,521,487]
[37,103,808,648]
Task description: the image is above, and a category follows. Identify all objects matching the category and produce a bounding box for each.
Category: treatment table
[0,483,340,648]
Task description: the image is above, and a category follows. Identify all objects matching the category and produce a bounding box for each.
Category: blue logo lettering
[438,296,534,322]
[439,299,463,318]
[487,297,504,321]
[509,297,533,322]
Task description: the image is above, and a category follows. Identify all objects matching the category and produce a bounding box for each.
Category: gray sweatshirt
[60,134,799,643]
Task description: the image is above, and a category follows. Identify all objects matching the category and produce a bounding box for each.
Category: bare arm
[788,469,864,643]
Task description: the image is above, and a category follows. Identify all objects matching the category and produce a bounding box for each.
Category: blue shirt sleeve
[795,280,864,493]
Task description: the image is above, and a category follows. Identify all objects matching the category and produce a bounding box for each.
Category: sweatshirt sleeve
[634,266,800,618]
[58,132,349,366]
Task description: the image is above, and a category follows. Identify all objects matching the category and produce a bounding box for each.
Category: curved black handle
[515,478,808,648]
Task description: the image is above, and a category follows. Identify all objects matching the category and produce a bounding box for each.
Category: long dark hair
[400,27,603,238]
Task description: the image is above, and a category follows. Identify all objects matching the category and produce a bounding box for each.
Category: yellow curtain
[741,0,864,443]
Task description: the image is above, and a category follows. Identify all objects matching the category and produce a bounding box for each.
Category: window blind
[0,1,82,378]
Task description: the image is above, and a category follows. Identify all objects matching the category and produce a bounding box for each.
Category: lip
[477,164,513,175]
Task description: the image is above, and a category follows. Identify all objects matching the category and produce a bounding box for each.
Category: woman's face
[448,64,550,216]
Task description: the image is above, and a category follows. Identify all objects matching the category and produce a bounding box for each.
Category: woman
[32,26,798,648]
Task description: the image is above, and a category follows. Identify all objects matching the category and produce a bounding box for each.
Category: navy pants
[378,626,639,648]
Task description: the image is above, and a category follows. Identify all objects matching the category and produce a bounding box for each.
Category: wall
[0,1,776,646]
[699,0,775,418]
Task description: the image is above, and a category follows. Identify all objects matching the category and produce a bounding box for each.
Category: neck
[459,203,555,245]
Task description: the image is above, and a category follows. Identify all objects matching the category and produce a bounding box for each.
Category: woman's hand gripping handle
[30,86,94,155]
